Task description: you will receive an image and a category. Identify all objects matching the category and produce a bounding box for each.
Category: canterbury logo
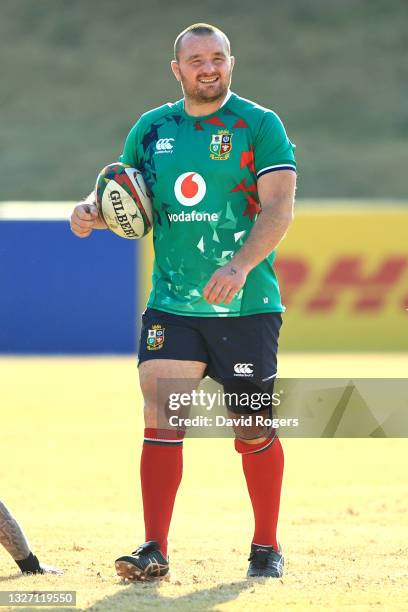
[156,138,174,151]
[234,363,254,375]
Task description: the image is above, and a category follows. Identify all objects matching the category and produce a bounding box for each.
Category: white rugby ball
[95,162,153,239]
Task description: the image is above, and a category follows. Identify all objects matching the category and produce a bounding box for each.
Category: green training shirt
[120,91,296,316]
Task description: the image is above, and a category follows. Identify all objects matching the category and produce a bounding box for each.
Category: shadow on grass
[87,578,253,611]
[0,571,23,582]
[0,573,257,611]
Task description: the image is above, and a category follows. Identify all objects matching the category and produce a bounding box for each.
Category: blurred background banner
[1,202,406,353]
[0,204,138,354]
[276,204,408,351]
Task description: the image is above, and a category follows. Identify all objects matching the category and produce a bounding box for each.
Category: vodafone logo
[174,172,206,207]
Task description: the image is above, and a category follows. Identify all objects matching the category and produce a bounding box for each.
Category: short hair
[174,23,231,61]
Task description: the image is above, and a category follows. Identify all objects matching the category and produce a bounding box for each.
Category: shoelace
[132,545,149,556]
[248,549,270,568]
[132,542,160,557]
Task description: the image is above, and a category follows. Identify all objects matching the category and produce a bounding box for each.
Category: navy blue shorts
[139,308,282,392]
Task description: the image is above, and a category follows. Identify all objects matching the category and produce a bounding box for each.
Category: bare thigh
[139,359,207,429]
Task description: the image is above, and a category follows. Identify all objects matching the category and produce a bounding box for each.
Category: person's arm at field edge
[0,500,63,574]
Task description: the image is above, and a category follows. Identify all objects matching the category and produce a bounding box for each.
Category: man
[0,500,62,575]
[70,23,296,581]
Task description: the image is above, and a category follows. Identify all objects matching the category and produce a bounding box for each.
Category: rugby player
[70,23,296,580]
[0,500,62,575]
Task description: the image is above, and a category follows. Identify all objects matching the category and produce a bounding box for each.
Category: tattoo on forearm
[0,501,30,560]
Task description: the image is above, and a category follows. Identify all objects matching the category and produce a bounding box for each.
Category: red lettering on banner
[306,257,408,312]
[275,258,309,305]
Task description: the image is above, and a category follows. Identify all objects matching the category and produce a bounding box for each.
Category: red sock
[236,435,284,551]
[141,428,184,558]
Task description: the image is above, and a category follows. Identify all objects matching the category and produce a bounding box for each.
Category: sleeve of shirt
[254,111,297,179]
[118,121,142,167]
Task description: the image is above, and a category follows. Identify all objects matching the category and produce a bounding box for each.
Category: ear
[171,60,181,82]
[230,55,235,71]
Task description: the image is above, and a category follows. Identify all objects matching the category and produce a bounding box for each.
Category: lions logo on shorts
[147,324,165,350]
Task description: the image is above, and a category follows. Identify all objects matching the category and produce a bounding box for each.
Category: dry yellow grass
[0,355,407,611]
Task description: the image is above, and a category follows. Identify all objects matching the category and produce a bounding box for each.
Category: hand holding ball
[95,163,153,239]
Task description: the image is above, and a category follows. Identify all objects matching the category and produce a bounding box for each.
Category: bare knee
[139,359,207,430]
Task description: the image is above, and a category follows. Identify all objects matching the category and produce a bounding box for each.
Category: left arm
[203,170,296,304]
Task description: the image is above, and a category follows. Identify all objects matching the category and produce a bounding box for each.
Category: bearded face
[172,32,235,106]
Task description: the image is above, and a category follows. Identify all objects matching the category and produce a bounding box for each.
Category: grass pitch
[0,355,407,611]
